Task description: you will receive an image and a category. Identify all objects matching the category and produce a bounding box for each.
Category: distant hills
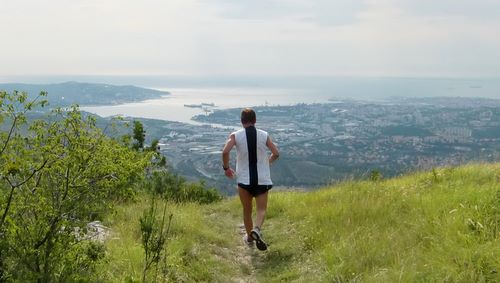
[0,81,169,106]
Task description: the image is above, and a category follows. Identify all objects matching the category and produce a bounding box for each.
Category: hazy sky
[1,0,500,77]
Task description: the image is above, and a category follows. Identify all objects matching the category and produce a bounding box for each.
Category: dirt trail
[205,209,268,282]
[231,223,259,283]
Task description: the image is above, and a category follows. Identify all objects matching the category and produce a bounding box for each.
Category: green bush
[143,171,222,204]
[0,90,149,281]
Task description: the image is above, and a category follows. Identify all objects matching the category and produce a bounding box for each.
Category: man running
[222,108,280,251]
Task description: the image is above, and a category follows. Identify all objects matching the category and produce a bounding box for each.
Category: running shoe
[250,227,267,251]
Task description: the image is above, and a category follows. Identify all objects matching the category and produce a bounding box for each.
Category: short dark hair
[241,108,256,124]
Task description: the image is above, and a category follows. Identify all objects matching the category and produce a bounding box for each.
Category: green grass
[101,163,499,282]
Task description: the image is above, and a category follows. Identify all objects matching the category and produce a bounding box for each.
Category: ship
[184,102,216,108]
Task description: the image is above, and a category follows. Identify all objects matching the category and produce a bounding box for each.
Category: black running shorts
[238,183,272,197]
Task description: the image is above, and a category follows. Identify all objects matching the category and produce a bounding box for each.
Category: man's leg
[251,191,269,251]
[254,191,268,229]
[238,186,254,238]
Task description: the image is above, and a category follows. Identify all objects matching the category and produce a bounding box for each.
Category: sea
[81,87,335,125]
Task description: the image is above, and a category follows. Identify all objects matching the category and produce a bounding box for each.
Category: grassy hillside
[101,163,499,282]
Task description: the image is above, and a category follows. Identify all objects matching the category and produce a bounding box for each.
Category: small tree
[132,120,146,151]
[146,139,167,168]
[140,197,172,283]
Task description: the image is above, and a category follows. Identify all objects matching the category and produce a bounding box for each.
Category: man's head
[241,108,256,125]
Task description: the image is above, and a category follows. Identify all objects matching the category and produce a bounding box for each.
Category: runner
[222,108,280,251]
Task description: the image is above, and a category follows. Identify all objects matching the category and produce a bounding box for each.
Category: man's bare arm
[222,134,236,178]
[266,135,280,164]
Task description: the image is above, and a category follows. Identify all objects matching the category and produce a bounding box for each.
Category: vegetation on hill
[0,90,153,281]
[0,90,218,282]
[0,82,168,106]
[103,163,499,282]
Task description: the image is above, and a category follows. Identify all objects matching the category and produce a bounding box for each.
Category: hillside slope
[0,81,168,106]
[103,163,499,282]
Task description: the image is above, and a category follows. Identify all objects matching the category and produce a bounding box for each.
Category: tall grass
[265,163,499,282]
[101,163,499,282]
[100,198,241,282]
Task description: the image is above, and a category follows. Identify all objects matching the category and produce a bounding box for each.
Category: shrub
[140,197,172,283]
[0,90,149,281]
[143,171,222,204]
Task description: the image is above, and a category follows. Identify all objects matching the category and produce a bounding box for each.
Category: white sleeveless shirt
[233,127,272,185]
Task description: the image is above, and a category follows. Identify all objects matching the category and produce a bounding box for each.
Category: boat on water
[184,102,216,108]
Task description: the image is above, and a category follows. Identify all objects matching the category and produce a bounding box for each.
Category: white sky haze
[1,0,500,77]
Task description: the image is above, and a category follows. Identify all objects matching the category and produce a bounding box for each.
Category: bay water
[75,77,500,125]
